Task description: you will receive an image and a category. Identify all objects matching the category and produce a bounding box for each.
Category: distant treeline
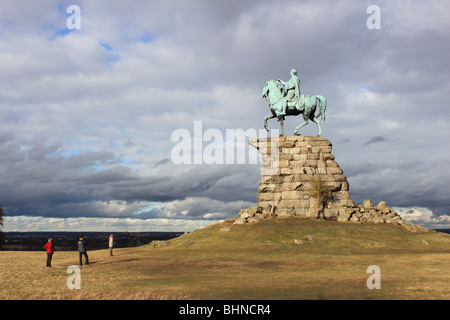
[1,231,184,251]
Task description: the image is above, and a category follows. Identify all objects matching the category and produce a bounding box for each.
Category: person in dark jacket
[43,238,54,267]
[78,235,89,266]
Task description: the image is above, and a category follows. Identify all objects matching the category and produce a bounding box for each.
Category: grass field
[1,217,450,300]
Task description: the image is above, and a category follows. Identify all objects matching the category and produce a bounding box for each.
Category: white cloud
[161,197,254,220]
[395,207,450,229]
[3,215,220,232]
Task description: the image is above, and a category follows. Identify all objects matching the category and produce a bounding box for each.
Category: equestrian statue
[261,69,327,136]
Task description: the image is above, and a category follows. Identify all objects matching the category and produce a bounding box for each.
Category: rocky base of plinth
[338,200,429,232]
[234,199,428,232]
[337,200,399,224]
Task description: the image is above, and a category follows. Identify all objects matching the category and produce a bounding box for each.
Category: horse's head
[261,79,283,101]
[261,81,269,99]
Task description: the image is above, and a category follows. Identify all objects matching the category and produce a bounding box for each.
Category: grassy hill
[1,217,450,300]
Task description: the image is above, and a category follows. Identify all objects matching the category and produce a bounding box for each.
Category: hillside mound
[149,217,450,256]
[138,217,450,299]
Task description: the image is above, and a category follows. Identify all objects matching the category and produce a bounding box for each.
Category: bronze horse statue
[261,79,327,136]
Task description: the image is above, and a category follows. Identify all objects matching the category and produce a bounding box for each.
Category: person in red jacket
[43,238,54,267]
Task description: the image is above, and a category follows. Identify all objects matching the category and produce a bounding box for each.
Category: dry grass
[1,217,450,300]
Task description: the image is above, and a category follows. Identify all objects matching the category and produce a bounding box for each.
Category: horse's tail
[316,95,327,122]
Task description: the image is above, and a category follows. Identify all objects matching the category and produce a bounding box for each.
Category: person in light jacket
[109,234,114,256]
[78,235,89,266]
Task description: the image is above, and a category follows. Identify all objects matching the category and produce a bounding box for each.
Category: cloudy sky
[1,0,449,232]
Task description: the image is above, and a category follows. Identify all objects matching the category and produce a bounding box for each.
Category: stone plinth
[234,136,415,229]
[248,136,356,219]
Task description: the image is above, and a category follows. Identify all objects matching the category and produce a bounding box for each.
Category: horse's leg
[294,112,309,136]
[273,100,285,135]
[278,116,285,136]
[294,120,308,136]
[310,111,322,137]
[264,113,276,132]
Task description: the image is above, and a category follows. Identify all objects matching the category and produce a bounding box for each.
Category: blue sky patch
[99,42,113,51]
[138,31,157,43]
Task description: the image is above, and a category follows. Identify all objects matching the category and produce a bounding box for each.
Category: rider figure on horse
[277,69,302,116]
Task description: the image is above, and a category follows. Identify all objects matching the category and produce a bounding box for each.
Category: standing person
[78,235,89,266]
[43,238,54,267]
[109,234,114,256]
